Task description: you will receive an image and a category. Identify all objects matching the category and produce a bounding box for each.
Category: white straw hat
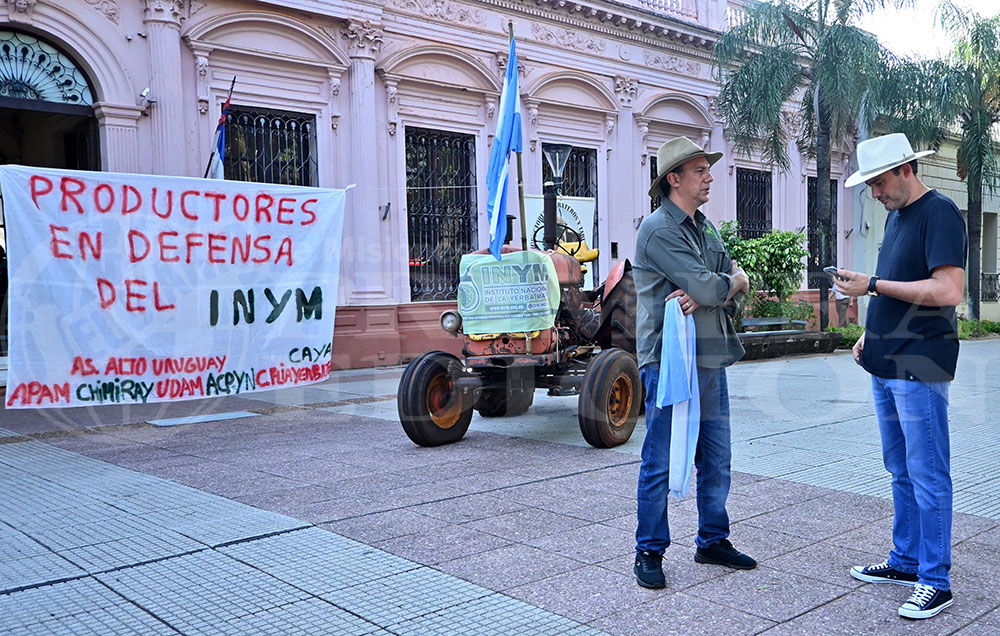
[844,133,935,187]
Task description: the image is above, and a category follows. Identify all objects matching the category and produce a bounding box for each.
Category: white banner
[0,166,347,409]
[524,195,597,290]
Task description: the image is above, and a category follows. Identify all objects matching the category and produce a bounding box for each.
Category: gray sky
[854,0,1000,59]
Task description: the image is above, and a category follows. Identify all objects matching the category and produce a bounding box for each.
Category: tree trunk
[968,176,982,320]
[816,91,832,331]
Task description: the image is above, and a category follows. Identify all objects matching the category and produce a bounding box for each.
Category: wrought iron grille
[542,144,600,280]
[983,273,999,303]
[736,168,772,239]
[405,127,478,302]
[0,30,93,105]
[650,156,661,213]
[807,177,838,288]
[223,107,317,186]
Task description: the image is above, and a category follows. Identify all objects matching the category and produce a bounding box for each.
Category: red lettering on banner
[180,190,200,220]
[154,282,175,311]
[204,192,226,221]
[94,183,114,213]
[158,231,179,262]
[5,382,71,407]
[185,233,204,264]
[301,198,317,225]
[70,356,99,376]
[275,237,293,266]
[49,225,72,259]
[151,187,173,219]
[125,279,147,312]
[122,185,142,215]
[255,193,274,223]
[233,194,250,221]
[128,229,150,263]
[231,235,251,263]
[252,235,272,263]
[97,278,116,308]
[207,233,226,264]
[59,177,86,213]
[277,198,295,225]
[79,232,102,261]
[30,175,54,209]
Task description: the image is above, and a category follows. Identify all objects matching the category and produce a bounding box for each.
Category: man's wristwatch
[868,275,880,297]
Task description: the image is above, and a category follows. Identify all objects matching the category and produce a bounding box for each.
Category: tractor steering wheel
[531,223,583,256]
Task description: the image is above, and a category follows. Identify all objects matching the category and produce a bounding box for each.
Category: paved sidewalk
[2,340,999,634]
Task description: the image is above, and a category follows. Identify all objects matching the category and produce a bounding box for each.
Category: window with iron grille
[223,106,318,186]
[541,144,600,279]
[405,127,478,302]
[807,177,838,289]
[736,168,772,239]
[983,273,999,303]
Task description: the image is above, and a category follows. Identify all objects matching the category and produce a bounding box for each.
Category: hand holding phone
[824,266,846,281]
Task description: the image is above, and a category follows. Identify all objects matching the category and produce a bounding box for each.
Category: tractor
[396,221,641,449]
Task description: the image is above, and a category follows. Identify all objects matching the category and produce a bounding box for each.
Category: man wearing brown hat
[834,133,967,620]
[632,136,754,589]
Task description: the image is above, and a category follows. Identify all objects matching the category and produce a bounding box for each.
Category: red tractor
[396,231,640,449]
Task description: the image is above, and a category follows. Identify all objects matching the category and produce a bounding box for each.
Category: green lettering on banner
[457,251,560,335]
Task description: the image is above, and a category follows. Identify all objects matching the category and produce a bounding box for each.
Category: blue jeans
[636,363,731,553]
[871,375,952,590]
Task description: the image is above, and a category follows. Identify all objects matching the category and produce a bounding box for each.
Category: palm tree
[882,2,1000,320]
[714,0,907,329]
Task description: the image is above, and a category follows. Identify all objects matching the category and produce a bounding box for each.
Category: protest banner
[0,166,347,408]
[457,250,559,335]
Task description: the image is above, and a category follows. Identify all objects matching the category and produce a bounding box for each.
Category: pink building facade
[0,0,867,368]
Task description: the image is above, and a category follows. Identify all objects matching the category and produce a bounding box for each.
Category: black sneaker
[634,550,665,588]
[850,559,918,586]
[694,539,757,570]
[898,584,953,619]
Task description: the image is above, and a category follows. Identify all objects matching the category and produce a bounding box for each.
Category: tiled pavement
[1,339,999,634]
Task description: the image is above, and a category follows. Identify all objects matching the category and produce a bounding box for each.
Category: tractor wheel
[475,387,534,417]
[397,351,473,447]
[578,348,640,448]
[601,271,636,353]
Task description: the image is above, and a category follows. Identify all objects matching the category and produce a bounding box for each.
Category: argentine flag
[486,35,523,260]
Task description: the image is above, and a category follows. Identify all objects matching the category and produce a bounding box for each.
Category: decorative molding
[636,115,649,165]
[706,95,725,124]
[486,99,496,119]
[383,76,399,136]
[618,44,631,61]
[343,19,384,59]
[7,0,36,20]
[143,0,185,25]
[189,0,206,17]
[643,50,701,78]
[495,51,525,77]
[614,75,637,108]
[606,114,615,138]
[330,77,341,98]
[388,121,397,136]
[393,0,485,25]
[531,22,606,55]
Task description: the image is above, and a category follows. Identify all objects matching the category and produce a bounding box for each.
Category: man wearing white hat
[632,137,754,589]
[834,133,967,620]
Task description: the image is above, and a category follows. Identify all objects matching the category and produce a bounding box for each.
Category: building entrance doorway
[0,29,98,357]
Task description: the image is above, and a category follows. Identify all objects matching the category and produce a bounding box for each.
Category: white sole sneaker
[849,565,917,587]
[898,585,953,619]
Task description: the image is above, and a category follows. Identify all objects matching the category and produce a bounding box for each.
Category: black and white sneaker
[850,559,918,586]
[898,584,953,619]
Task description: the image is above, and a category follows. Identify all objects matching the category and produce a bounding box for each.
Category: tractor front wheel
[398,351,473,447]
[578,349,640,448]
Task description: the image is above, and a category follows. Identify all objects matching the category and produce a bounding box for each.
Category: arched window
[0,30,93,106]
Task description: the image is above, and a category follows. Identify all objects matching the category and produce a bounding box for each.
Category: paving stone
[524,522,635,565]
[411,492,528,523]
[375,524,514,566]
[323,509,450,543]
[464,507,592,541]
[214,597,381,636]
[437,543,585,590]
[590,590,776,636]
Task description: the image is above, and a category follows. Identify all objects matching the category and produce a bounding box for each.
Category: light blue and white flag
[486,35,523,260]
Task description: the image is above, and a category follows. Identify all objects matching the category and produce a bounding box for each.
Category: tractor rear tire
[601,272,636,353]
[397,351,473,447]
[475,387,534,417]
[578,348,640,448]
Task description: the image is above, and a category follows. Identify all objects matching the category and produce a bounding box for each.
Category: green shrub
[826,324,864,349]
[958,319,1000,339]
[720,221,809,319]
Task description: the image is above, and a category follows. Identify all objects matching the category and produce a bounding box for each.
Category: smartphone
[824,266,846,281]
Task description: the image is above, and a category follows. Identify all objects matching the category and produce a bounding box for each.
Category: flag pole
[204,76,236,178]
[509,22,529,252]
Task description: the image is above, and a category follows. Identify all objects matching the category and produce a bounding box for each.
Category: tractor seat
[558,240,599,263]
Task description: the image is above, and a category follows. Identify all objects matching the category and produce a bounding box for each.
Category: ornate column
[342,19,387,303]
[143,0,187,176]
[93,103,143,173]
